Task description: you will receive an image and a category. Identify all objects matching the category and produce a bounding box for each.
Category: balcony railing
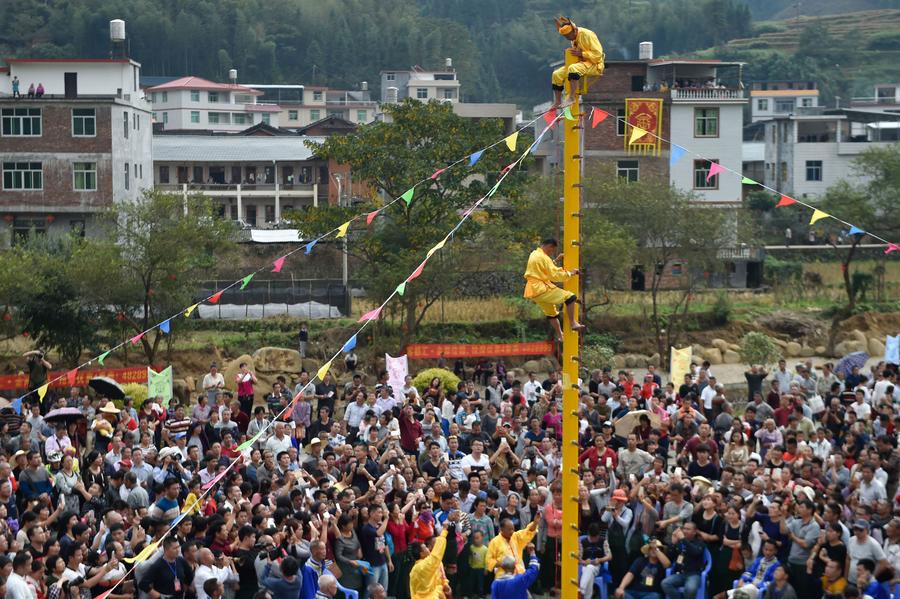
[156,182,316,195]
[671,88,745,102]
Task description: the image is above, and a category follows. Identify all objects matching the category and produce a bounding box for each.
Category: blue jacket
[261,563,303,599]
[739,556,780,587]
[491,556,540,599]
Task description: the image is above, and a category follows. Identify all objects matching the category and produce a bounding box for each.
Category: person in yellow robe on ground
[485,512,541,575]
[551,16,605,108]
[523,239,584,340]
[409,512,457,599]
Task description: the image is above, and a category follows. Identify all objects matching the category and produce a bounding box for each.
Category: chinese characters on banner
[670,346,692,386]
[406,341,554,360]
[625,98,663,156]
[385,354,409,394]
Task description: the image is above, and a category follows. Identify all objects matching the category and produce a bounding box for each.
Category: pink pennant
[95,590,113,599]
[430,168,447,180]
[543,111,557,128]
[66,369,78,387]
[591,109,609,128]
[706,162,725,182]
[366,210,379,226]
[272,256,286,273]
[201,470,228,491]
[130,333,144,345]
[886,243,900,255]
[406,259,428,283]
[208,290,224,304]
[358,307,382,323]
[501,162,516,175]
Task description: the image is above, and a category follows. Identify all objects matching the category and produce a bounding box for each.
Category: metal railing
[671,88,745,101]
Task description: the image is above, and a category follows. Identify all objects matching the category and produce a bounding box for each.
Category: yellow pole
[561,50,581,599]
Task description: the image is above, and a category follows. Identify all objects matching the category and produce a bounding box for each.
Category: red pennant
[543,110,557,127]
[501,162,516,175]
[66,369,78,387]
[130,333,143,345]
[407,259,428,283]
[272,256,286,273]
[886,243,900,254]
[358,307,382,323]
[366,210,379,226]
[776,195,797,208]
[591,109,609,128]
[430,168,447,180]
[208,290,224,304]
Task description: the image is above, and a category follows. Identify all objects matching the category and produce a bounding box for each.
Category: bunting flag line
[563,106,575,121]
[670,145,686,166]
[776,195,797,208]
[366,211,379,226]
[468,150,484,167]
[543,110,557,127]
[97,351,110,366]
[237,429,266,451]
[396,282,407,296]
[184,303,199,318]
[407,260,427,282]
[430,168,447,180]
[201,470,228,491]
[122,541,159,564]
[849,226,865,236]
[341,335,357,353]
[336,221,351,238]
[239,274,254,290]
[130,333,143,345]
[208,290,224,304]
[401,188,415,206]
[305,240,317,255]
[591,108,609,128]
[426,238,447,258]
[359,307,382,322]
[706,162,726,182]
[66,369,78,386]
[505,131,518,151]
[160,319,171,334]
[810,209,830,225]
[886,243,900,254]
[741,177,758,185]
[272,256,286,273]
[316,359,333,381]
[629,126,647,145]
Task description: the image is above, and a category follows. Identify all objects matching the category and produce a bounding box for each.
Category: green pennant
[563,106,575,121]
[396,282,407,296]
[401,188,415,206]
[741,177,758,185]
[98,350,110,366]
[240,273,254,290]
[238,429,266,451]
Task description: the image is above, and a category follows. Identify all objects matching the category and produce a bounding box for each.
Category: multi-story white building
[852,83,900,107]
[147,76,281,132]
[380,61,461,104]
[248,84,377,128]
[749,81,819,122]
[0,56,152,241]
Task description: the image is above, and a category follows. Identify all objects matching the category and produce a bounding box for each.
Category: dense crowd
[0,351,899,599]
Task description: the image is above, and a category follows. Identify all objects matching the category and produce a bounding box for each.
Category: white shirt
[523,380,543,405]
[194,564,238,599]
[873,380,893,404]
[6,572,35,599]
[461,453,491,475]
[264,434,293,456]
[202,373,225,391]
[852,401,872,420]
[700,385,718,410]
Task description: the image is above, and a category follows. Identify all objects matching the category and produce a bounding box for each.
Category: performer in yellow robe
[523,239,584,340]
[551,16,605,108]
[485,515,541,575]
[409,526,451,599]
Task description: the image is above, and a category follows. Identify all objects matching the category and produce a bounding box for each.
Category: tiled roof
[147,76,263,95]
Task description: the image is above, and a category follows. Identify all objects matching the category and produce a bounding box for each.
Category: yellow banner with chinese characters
[670,346,692,387]
[625,98,663,156]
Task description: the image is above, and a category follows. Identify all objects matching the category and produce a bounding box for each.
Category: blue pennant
[342,334,357,353]
[305,240,317,255]
[848,226,865,236]
[468,150,484,167]
[160,319,171,334]
[670,145,686,166]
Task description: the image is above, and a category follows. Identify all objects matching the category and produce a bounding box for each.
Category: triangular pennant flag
[487,181,502,197]
[122,541,160,564]
[336,221,351,238]
[885,243,900,255]
[401,188,415,206]
[396,282,407,296]
[305,240,317,255]
[66,368,78,387]
[407,259,428,282]
[629,126,648,145]
[468,150,484,167]
[563,106,575,121]
[809,209,830,225]
[95,590,113,599]
[11,397,21,415]
[160,319,171,334]
[272,256,286,273]
[184,303,199,318]
[670,145,686,166]
[316,359,333,381]
[359,307,382,322]
[741,177,758,185]
[430,168,447,180]
[238,429,267,451]
[37,383,49,401]
[501,162,516,175]
[98,350,110,366]
[543,110,557,127]
[208,290,224,304]
[366,210,379,226]
[848,226,865,236]
[239,274,254,290]
[776,195,797,208]
[130,332,144,345]
[201,470,227,491]
[504,131,518,151]
[592,108,609,128]
[706,162,725,182]
[341,335,357,353]
[426,238,447,258]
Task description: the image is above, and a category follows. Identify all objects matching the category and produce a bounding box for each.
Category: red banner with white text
[0,367,147,392]
[406,341,554,360]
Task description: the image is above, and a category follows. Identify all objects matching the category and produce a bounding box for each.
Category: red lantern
[46,215,55,224]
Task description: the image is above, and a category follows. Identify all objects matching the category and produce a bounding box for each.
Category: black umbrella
[88,376,125,400]
[44,407,86,424]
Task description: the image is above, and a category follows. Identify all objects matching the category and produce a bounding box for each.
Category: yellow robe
[409,529,448,599]
[523,248,574,317]
[485,521,538,575]
[552,27,605,88]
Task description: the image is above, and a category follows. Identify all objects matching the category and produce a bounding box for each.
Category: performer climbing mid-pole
[550,16,605,108]
[523,238,584,341]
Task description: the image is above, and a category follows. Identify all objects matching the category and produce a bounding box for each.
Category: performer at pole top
[551,16,605,108]
[523,239,584,341]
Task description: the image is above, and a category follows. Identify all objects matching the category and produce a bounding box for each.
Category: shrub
[712,291,732,326]
[739,332,781,368]
[584,332,621,353]
[413,368,461,395]
[763,255,803,287]
[115,383,149,410]
[581,345,616,374]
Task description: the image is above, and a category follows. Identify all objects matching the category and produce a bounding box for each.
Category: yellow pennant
[122,540,160,564]
[184,303,199,318]
[37,383,49,400]
[504,131,518,151]
[426,237,447,258]
[809,209,830,225]
[629,126,648,145]
[336,221,351,238]
[316,359,333,381]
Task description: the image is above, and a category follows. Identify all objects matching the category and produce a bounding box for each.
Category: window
[151,92,157,103]
[159,165,170,184]
[694,108,719,137]
[72,108,96,136]
[694,159,719,189]
[806,160,823,181]
[310,109,320,121]
[152,112,157,121]
[261,113,270,125]
[288,110,298,121]
[443,89,454,100]
[801,98,813,107]
[631,76,645,92]
[193,166,203,182]
[208,92,219,103]
[70,220,85,238]
[356,110,367,123]
[73,162,97,191]
[671,263,683,276]
[2,162,42,190]
[616,108,626,136]
[190,90,200,102]
[234,113,250,125]
[162,112,168,124]
[190,111,200,123]
[161,91,168,102]
[124,163,129,190]
[12,218,46,243]
[313,91,323,102]
[265,205,276,223]
[123,111,129,138]
[616,160,639,182]
[385,73,395,81]
[775,99,793,113]
[2,108,42,136]
[134,113,139,130]
[757,99,769,111]
[139,164,143,179]
[416,88,428,99]
[245,204,257,226]
[208,113,220,124]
